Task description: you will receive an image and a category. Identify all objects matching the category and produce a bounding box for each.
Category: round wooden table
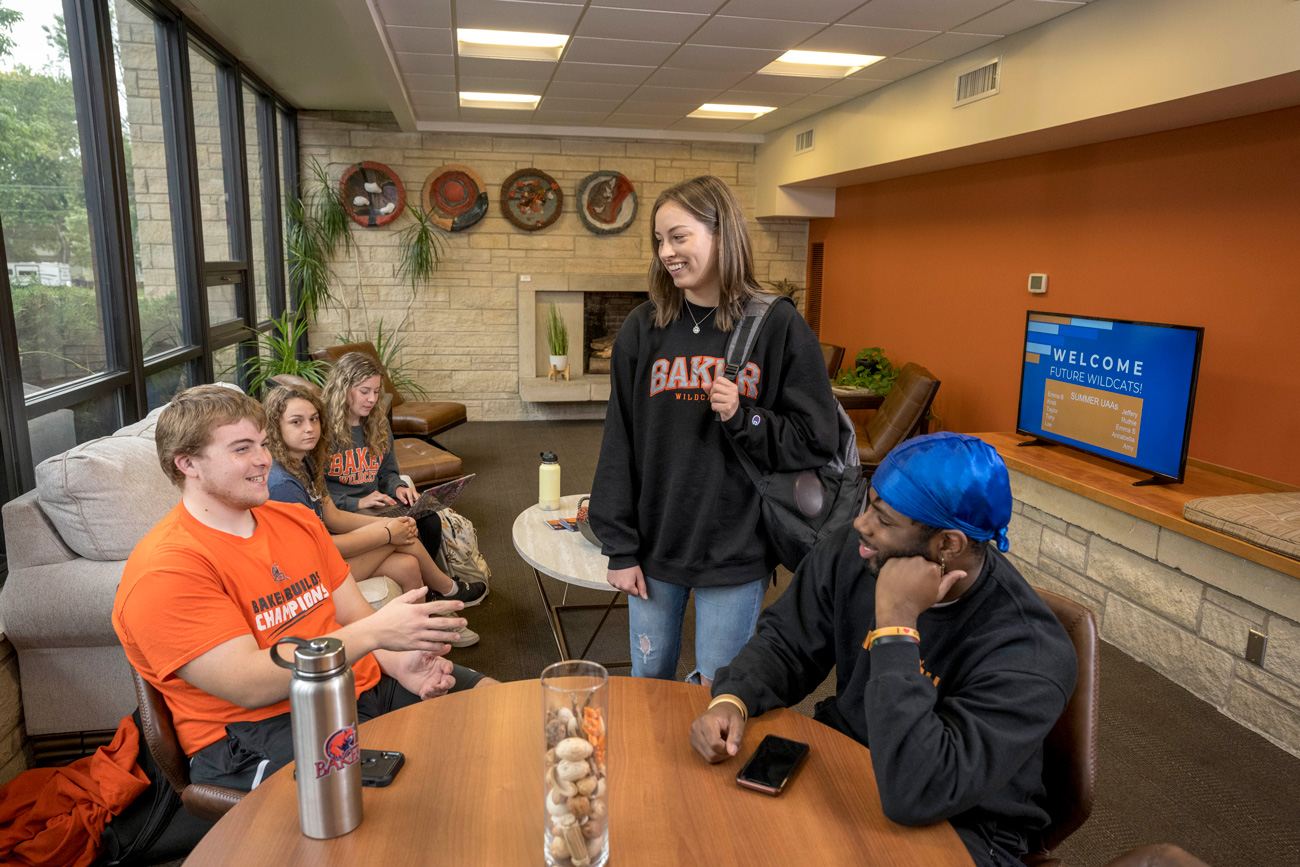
[185,678,974,867]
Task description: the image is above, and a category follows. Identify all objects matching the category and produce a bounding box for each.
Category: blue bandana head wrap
[872,432,1012,552]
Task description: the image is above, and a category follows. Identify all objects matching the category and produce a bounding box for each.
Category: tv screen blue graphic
[1017,313,1202,479]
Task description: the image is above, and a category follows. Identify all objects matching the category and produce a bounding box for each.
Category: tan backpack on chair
[438,507,492,585]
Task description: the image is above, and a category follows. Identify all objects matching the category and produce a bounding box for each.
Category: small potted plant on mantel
[546,302,570,382]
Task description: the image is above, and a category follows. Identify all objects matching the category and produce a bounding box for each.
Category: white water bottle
[539,451,561,511]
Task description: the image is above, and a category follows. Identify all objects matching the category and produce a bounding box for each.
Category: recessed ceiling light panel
[689,103,776,120]
[459,91,541,110]
[759,49,885,78]
[456,28,568,62]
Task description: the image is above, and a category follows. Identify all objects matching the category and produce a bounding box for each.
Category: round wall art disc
[340,161,406,227]
[500,168,563,232]
[576,170,637,235]
[423,164,488,232]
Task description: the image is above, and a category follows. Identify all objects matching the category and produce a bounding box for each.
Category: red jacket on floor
[0,715,149,867]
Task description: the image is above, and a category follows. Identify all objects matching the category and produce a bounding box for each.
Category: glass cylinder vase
[541,660,609,867]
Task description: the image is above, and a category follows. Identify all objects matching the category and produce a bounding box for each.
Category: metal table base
[531,567,631,669]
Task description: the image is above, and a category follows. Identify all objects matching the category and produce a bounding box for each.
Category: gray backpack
[722,294,866,572]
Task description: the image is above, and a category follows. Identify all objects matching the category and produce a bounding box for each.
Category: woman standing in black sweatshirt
[590,176,839,684]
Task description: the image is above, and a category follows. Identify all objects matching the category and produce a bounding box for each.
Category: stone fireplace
[517,274,649,402]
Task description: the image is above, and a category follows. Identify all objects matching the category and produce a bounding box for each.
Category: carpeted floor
[431,418,1300,867]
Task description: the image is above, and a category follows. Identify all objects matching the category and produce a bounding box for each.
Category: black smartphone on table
[360,749,405,787]
[735,735,810,796]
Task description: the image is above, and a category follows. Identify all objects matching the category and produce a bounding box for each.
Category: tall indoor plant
[546,302,569,374]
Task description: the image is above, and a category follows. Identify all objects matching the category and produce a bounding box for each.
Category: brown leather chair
[1022,587,1100,867]
[130,667,245,822]
[820,342,845,379]
[312,341,467,448]
[855,362,940,475]
[1103,845,1210,867]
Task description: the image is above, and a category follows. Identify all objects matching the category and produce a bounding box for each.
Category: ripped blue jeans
[627,574,769,682]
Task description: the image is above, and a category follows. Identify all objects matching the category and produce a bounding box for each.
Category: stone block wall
[297,111,810,421]
[1006,470,1300,758]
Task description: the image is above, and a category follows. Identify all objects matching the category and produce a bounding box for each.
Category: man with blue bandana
[691,433,1077,867]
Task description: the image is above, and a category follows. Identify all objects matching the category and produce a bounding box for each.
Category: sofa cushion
[1183,492,1300,561]
[34,406,179,561]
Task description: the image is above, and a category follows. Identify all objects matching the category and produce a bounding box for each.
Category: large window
[0,0,296,504]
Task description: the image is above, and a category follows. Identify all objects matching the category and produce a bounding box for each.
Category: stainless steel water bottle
[271,636,363,838]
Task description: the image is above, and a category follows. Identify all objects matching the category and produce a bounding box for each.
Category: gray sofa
[0,398,397,739]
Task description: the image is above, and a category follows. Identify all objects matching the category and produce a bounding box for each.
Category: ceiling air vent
[954,57,1000,107]
[794,128,814,155]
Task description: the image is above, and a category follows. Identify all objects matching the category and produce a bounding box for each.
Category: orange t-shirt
[113,500,381,755]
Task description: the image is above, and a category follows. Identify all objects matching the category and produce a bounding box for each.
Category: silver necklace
[685,302,717,334]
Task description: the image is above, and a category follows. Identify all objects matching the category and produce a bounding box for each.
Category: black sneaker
[435,579,488,608]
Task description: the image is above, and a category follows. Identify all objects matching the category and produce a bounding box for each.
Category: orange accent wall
[811,105,1300,486]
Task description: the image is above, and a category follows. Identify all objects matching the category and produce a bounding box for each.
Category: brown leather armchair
[130,667,245,822]
[1022,587,1100,867]
[820,342,845,379]
[1103,845,1210,867]
[312,341,467,448]
[855,362,940,476]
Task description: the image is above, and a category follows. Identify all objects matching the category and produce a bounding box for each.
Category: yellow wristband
[863,626,920,649]
[708,694,748,721]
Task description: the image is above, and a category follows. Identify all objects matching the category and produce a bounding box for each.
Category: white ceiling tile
[531,111,616,125]
[960,0,1085,37]
[733,73,828,95]
[458,56,555,79]
[716,0,865,25]
[538,96,626,112]
[732,110,810,133]
[847,56,938,81]
[412,106,461,123]
[577,7,709,43]
[663,44,781,72]
[796,24,937,55]
[900,32,1003,63]
[688,16,824,50]
[642,66,749,90]
[602,113,677,128]
[783,92,851,113]
[594,0,727,12]
[454,0,583,33]
[377,0,452,29]
[457,106,536,123]
[457,75,550,93]
[544,80,638,100]
[408,90,459,108]
[563,38,679,66]
[612,101,700,116]
[812,76,890,97]
[840,0,1008,32]
[397,52,456,76]
[403,73,457,91]
[386,26,455,55]
[553,62,655,86]
[709,88,802,108]
[625,85,724,102]
[668,116,749,133]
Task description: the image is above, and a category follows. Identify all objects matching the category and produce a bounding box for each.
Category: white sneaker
[447,623,480,648]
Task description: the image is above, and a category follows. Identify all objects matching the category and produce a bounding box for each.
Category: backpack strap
[723,294,791,379]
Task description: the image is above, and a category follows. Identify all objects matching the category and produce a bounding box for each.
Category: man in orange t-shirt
[113,384,496,790]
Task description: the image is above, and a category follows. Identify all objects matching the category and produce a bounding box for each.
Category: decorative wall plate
[500,168,563,231]
[576,171,637,235]
[340,161,405,227]
[423,164,488,232]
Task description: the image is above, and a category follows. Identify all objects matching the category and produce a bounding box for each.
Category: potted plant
[546,302,569,375]
[229,309,330,396]
[764,278,805,312]
[834,347,899,394]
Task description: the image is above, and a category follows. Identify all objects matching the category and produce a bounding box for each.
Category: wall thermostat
[1028,273,1048,294]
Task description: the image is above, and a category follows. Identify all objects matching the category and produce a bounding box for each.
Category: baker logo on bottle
[315,724,359,779]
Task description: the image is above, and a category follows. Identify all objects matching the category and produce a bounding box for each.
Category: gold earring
[940,556,946,574]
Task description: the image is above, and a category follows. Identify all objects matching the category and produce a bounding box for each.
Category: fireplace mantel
[517,273,646,402]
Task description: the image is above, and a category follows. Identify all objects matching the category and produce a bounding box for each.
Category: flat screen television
[1016,311,1204,485]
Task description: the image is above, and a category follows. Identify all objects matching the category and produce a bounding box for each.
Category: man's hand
[386,516,417,546]
[358,490,397,509]
[874,555,967,629]
[690,702,746,763]
[395,486,418,506]
[388,650,456,700]
[607,565,647,599]
[364,587,466,653]
[701,376,740,422]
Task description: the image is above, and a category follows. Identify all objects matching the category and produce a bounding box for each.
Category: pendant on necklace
[692,325,700,334]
